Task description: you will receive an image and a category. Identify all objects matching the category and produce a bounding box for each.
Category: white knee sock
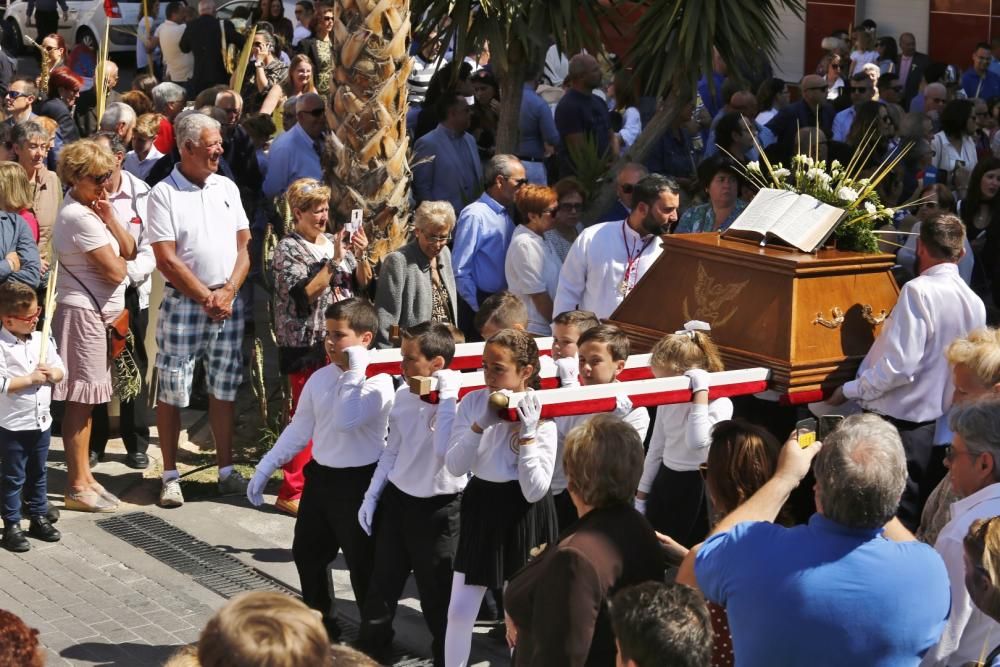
[443,572,487,667]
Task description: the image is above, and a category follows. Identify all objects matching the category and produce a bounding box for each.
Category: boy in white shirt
[356,321,466,665]
[553,324,650,530]
[0,282,64,552]
[247,298,394,640]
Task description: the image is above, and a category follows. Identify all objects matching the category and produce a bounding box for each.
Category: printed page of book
[766,194,844,252]
[724,188,800,238]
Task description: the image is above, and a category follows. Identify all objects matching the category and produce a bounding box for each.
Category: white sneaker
[159,479,184,508]
[218,470,249,496]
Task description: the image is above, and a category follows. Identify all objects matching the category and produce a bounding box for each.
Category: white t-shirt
[931,131,978,177]
[156,20,193,82]
[54,193,126,313]
[146,167,250,287]
[505,225,561,335]
[850,49,878,75]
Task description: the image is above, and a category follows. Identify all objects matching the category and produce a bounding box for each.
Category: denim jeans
[522,160,548,185]
[0,427,51,523]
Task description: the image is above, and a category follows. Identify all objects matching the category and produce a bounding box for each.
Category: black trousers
[293,461,375,622]
[879,416,936,532]
[646,465,709,549]
[456,289,494,342]
[91,292,149,456]
[360,483,460,666]
[34,10,58,41]
[553,489,578,534]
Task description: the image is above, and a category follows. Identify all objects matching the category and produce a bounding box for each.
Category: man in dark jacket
[179,0,244,98]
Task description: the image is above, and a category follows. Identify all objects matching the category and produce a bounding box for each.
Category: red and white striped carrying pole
[485,368,771,421]
[407,354,655,401]
[366,337,555,377]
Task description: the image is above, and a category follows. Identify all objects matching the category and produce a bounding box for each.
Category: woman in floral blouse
[270,178,370,514]
[674,154,748,234]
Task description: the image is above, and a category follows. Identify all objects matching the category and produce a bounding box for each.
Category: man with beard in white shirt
[553,174,680,320]
[828,214,986,530]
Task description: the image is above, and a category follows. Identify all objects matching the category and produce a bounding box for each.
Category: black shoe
[2,524,29,552]
[322,616,342,642]
[28,516,60,542]
[125,452,149,470]
[88,451,98,468]
[46,506,59,524]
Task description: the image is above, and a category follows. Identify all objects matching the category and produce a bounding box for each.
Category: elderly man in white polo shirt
[147,112,251,508]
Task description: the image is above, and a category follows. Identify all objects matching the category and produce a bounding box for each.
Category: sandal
[64,489,117,513]
[89,483,120,507]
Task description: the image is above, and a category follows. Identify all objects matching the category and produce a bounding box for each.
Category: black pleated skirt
[646,464,710,549]
[453,477,557,589]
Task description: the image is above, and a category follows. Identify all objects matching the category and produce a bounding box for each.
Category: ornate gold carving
[814,307,845,329]
[861,304,887,326]
[681,263,749,328]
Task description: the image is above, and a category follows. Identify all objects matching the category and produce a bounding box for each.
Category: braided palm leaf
[321,0,411,269]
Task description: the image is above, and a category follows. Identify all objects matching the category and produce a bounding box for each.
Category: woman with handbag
[51,140,136,513]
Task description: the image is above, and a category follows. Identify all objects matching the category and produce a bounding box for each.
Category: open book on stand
[722,188,846,253]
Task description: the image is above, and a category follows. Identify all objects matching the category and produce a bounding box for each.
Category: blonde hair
[413,200,455,233]
[0,162,34,210]
[35,117,57,146]
[56,139,116,186]
[946,327,1000,388]
[965,516,1000,619]
[564,414,644,508]
[162,645,200,667]
[135,112,164,139]
[286,178,331,215]
[197,592,331,667]
[650,330,724,375]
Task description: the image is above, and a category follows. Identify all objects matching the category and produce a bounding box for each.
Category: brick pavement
[0,519,223,666]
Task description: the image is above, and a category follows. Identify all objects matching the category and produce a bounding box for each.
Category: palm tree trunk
[322,0,412,269]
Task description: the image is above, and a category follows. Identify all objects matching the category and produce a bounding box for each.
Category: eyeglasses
[300,107,325,117]
[850,86,869,94]
[322,15,334,21]
[42,45,60,53]
[944,444,979,462]
[91,171,112,185]
[508,177,528,188]
[559,202,583,212]
[8,306,41,322]
[926,97,946,103]
[5,90,29,100]
[830,63,842,70]
[620,183,635,194]
[421,232,451,243]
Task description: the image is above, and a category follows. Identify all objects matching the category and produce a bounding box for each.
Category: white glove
[357,494,378,536]
[434,369,463,400]
[555,356,579,387]
[634,497,647,515]
[685,368,711,394]
[247,469,270,506]
[345,345,369,374]
[478,390,509,430]
[612,394,633,419]
[517,390,542,440]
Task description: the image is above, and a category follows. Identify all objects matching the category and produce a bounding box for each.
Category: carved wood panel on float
[606,233,900,404]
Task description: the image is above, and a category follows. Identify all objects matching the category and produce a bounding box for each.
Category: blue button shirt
[518,84,560,160]
[451,192,513,310]
[262,124,322,199]
[695,514,950,667]
[962,68,1000,100]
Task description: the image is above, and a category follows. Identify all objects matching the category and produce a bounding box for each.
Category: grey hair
[175,112,221,148]
[484,154,522,187]
[93,130,126,157]
[99,102,136,132]
[151,82,186,112]
[813,414,906,529]
[414,201,456,232]
[11,120,48,145]
[295,92,323,113]
[949,397,1000,482]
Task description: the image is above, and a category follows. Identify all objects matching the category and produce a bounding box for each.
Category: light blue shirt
[704,111,773,162]
[696,514,950,667]
[518,84,560,159]
[832,106,856,142]
[262,124,322,199]
[451,192,513,310]
[411,124,483,215]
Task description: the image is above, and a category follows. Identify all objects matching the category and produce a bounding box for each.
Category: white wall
[858,0,931,53]
[772,4,806,84]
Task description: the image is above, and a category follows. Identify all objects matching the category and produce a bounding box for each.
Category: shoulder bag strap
[60,261,106,313]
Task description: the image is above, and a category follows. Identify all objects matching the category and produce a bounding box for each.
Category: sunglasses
[509,177,528,187]
[830,63,842,69]
[322,15,334,21]
[850,86,869,93]
[92,171,112,185]
[620,183,635,194]
[806,86,829,92]
[5,90,29,100]
[42,45,60,52]
[8,306,41,322]
[559,202,583,212]
[300,107,326,117]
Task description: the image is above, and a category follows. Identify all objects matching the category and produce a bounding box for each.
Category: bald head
[198,0,214,15]
[924,82,947,115]
[729,91,757,116]
[568,53,602,91]
[800,74,829,108]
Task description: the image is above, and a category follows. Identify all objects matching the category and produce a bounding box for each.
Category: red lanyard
[621,222,653,290]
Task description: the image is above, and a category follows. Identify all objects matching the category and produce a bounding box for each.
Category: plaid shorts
[155,287,244,406]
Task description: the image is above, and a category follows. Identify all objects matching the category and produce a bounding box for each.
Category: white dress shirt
[156,20,193,82]
[108,171,156,309]
[444,388,557,503]
[0,329,65,431]
[640,398,733,490]
[260,364,394,471]
[124,144,165,182]
[147,167,250,288]
[366,388,467,500]
[505,225,561,335]
[553,407,649,494]
[921,483,1000,667]
[842,262,986,423]
[553,219,663,320]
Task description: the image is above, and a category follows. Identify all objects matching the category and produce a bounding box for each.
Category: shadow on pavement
[62,641,186,666]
